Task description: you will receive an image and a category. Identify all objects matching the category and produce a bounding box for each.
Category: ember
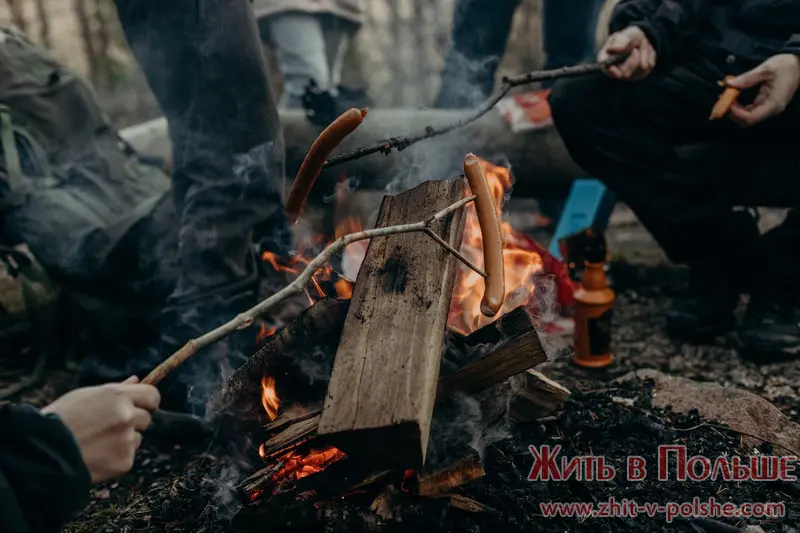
[273,446,346,483]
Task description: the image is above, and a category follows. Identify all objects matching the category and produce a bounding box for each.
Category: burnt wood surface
[317,179,467,469]
[509,369,571,422]
[438,307,547,397]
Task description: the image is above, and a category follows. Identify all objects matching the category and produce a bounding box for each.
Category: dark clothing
[435,0,605,108]
[114,0,286,301]
[0,403,90,533]
[610,0,800,64]
[549,25,800,297]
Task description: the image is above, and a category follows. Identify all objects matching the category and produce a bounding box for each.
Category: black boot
[665,266,741,341]
[736,297,800,362]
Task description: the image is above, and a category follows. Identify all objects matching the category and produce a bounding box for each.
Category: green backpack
[0,25,175,343]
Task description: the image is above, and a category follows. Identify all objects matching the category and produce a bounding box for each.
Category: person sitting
[548,0,800,361]
[1,377,160,533]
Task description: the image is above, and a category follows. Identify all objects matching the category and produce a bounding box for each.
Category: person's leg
[542,0,604,72]
[549,57,763,339]
[435,0,522,108]
[732,101,800,360]
[267,12,332,108]
[320,15,357,96]
[114,0,287,412]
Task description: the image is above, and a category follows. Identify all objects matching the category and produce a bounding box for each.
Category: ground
[3,207,800,532]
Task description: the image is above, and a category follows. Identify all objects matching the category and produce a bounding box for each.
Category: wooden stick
[323,57,627,169]
[141,194,478,385]
[417,456,485,496]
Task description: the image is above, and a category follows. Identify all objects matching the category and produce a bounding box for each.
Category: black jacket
[610,0,800,64]
[0,403,90,533]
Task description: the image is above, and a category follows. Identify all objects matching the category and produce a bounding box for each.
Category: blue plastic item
[548,179,616,260]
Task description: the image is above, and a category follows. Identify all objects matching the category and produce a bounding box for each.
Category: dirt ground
[3,208,800,533]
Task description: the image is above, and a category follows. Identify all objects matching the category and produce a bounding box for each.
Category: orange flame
[256,323,277,344]
[261,375,280,421]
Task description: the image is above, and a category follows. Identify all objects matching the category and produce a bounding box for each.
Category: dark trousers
[549,52,800,296]
[436,0,604,108]
[114,0,286,302]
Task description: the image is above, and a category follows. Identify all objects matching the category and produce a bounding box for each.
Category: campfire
[218,159,572,530]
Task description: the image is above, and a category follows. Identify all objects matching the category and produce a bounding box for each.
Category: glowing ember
[261,375,280,421]
[273,446,346,483]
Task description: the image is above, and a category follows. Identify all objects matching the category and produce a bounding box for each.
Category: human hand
[598,26,657,81]
[726,54,800,127]
[42,376,161,483]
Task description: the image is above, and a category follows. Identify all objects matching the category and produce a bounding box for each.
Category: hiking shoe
[736,299,800,362]
[665,257,744,341]
[665,291,739,341]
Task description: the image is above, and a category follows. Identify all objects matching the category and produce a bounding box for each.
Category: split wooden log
[417,455,485,496]
[264,406,322,434]
[260,414,321,459]
[317,179,467,469]
[438,307,547,397]
[217,298,349,420]
[509,369,571,422]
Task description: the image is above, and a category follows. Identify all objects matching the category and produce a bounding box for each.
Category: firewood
[438,323,546,397]
[264,406,322,434]
[441,494,491,513]
[318,179,467,469]
[219,298,349,420]
[260,415,321,459]
[509,369,571,422]
[417,456,485,496]
[238,461,286,496]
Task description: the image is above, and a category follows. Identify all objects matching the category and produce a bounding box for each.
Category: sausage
[709,76,741,121]
[285,108,369,224]
[463,153,505,317]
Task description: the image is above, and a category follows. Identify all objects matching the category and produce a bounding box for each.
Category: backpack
[0,26,178,344]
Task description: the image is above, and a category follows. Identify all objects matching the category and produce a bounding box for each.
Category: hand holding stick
[323,56,628,170]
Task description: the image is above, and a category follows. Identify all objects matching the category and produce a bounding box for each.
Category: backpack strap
[0,104,23,192]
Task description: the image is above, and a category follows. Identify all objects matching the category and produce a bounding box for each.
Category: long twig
[142,194,479,385]
[323,58,624,169]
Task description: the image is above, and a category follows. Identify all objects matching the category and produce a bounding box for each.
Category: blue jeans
[436,0,605,108]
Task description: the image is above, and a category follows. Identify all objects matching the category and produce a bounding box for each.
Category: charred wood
[318,180,467,469]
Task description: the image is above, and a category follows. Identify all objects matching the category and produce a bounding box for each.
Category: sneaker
[736,298,800,362]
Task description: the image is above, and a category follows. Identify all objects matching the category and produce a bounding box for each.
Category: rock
[618,369,800,456]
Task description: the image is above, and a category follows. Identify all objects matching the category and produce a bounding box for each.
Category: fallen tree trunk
[119,110,581,199]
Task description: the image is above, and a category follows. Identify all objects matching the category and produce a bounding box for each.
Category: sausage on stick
[463,153,505,317]
[709,76,741,120]
[286,107,369,224]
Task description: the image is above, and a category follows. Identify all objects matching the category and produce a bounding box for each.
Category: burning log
[416,455,485,496]
[438,307,547,397]
[509,369,572,422]
[264,405,322,433]
[259,414,321,459]
[219,297,349,420]
[318,179,467,469]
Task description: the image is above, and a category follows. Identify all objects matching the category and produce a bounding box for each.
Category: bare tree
[5,0,27,32]
[73,0,99,85]
[33,0,51,48]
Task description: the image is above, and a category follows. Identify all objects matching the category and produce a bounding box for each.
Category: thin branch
[323,56,627,169]
[142,194,478,385]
